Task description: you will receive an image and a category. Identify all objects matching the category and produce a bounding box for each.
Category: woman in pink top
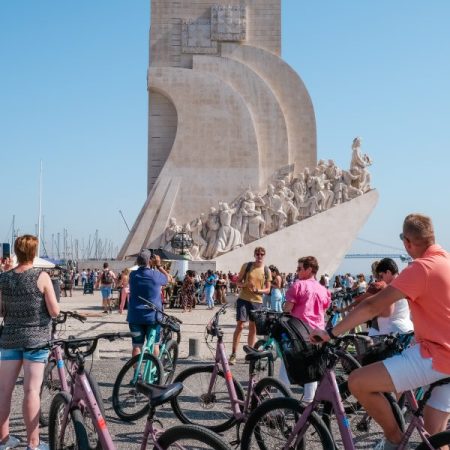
[281,256,331,402]
[119,268,130,314]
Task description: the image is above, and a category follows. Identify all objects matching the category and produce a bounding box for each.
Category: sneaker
[102,310,108,314]
[26,442,49,450]
[229,354,236,365]
[373,438,398,450]
[0,436,21,450]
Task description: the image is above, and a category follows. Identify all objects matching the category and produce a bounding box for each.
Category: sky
[1,1,449,272]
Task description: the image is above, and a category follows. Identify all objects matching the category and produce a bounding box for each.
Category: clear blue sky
[1,1,449,271]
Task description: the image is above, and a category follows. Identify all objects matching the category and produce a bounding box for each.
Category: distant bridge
[345,253,411,262]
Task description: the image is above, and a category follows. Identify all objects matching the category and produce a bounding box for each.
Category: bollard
[93,345,100,361]
[188,338,200,359]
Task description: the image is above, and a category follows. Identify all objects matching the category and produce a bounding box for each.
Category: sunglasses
[255,252,265,256]
[399,233,410,243]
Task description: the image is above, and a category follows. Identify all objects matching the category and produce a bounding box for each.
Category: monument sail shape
[118,0,378,273]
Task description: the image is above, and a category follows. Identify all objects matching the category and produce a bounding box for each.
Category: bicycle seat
[243,345,274,362]
[135,382,183,407]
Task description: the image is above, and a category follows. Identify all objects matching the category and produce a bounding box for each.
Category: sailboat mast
[37,160,43,257]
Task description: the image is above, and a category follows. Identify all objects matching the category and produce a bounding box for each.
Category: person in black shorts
[229,247,272,365]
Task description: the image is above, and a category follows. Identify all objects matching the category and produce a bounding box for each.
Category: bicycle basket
[158,314,180,333]
[250,309,282,335]
[272,316,326,385]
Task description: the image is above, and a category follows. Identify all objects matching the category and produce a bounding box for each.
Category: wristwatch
[326,327,337,340]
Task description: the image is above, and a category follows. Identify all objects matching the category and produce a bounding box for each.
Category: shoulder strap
[264,265,270,282]
[241,262,253,283]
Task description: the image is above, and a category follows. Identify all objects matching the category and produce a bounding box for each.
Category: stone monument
[118,1,378,274]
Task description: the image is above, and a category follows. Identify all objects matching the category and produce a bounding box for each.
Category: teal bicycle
[250,309,283,379]
[112,297,181,421]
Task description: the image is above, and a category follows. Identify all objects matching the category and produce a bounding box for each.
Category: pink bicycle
[44,333,231,450]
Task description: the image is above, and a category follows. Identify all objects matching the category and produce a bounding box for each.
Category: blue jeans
[204,285,215,308]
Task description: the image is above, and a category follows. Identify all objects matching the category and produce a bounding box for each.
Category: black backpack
[102,270,113,285]
[272,315,326,385]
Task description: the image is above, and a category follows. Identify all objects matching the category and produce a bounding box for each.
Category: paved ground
[6,288,411,449]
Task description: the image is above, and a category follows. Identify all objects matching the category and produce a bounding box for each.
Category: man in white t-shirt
[369,258,413,336]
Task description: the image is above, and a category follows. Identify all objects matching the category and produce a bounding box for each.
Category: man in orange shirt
[312,214,450,450]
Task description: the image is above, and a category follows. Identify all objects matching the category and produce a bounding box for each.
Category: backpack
[272,315,326,385]
[102,270,113,285]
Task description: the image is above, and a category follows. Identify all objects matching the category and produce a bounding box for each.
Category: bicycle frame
[63,367,116,449]
[131,327,161,384]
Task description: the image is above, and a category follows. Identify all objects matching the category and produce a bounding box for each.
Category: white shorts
[383,344,450,412]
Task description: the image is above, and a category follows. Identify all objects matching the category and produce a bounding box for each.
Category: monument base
[215,190,379,275]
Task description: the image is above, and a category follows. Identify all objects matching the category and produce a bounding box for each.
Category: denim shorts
[129,323,161,348]
[235,298,263,322]
[0,348,49,363]
[100,286,112,299]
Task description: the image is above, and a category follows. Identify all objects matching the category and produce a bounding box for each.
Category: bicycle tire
[48,391,90,450]
[251,376,293,411]
[241,396,334,450]
[112,352,163,421]
[171,365,245,433]
[252,339,275,379]
[40,359,65,427]
[155,424,232,450]
[160,339,178,385]
[415,430,450,450]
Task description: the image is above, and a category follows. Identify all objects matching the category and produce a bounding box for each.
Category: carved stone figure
[203,207,220,259]
[322,181,335,211]
[189,216,207,260]
[275,179,299,225]
[239,190,265,242]
[161,217,181,251]
[211,202,242,258]
[342,170,363,199]
[262,183,287,232]
[350,137,372,192]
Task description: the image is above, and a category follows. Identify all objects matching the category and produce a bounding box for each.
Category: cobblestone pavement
[5,288,410,449]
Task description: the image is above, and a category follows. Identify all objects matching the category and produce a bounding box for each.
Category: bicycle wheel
[171,365,245,433]
[251,376,293,411]
[160,339,178,385]
[155,424,232,449]
[252,339,275,380]
[415,431,450,450]
[112,352,163,421]
[82,372,106,450]
[241,396,334,450]
[49,391,90,450]
[40,359,67,426]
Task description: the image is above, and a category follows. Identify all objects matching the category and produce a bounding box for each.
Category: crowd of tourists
[1,212,450,450]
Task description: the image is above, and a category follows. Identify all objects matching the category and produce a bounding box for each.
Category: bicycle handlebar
[27,332,138,360]
[138,296,183,324]
[53,310,87,325]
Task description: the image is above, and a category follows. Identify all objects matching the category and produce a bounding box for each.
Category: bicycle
[240,335,450,450]
[40,310,89,427]
[39,311,108,450]
[112,297,180,421]
[170,304,293,442]
[39,332,134,449]
[45,333,231,450]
